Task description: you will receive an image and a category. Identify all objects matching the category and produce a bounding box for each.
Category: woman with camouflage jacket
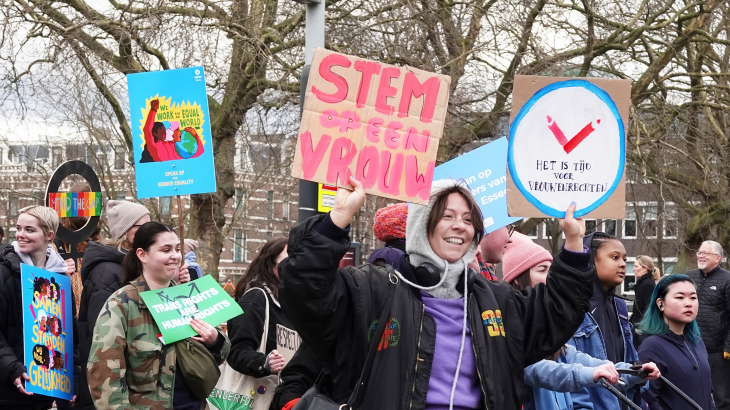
[87,222,230,410]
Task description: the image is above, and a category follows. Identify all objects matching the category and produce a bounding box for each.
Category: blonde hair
[102,236,130,252]
[635,255,661,282]
[18,205,59,237]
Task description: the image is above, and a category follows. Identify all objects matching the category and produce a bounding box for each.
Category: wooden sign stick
[176,196,185,258]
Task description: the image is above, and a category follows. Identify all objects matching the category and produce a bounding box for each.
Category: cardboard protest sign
[21,264,74,400]
[507,75,629,218]
[276,324,302,365]
[292,48,451,205]
[433,137,521,233]
[138,275,243,344]
[127,66,216,199]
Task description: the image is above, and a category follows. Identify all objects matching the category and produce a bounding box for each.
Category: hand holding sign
[190,318,218,346]
[559,202,585,252]
[268,350,286,374]
[330,176,367,229]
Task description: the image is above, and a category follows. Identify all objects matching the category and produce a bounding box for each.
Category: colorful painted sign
[138,275,243,344]
[48,192,102,217]
[127,66,217,199]
[507,76,629,218]
[21,264,74,400]
[292,48,451,205]
[433,137,521,233]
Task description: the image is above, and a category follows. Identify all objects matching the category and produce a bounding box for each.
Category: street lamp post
[295,0,325,223]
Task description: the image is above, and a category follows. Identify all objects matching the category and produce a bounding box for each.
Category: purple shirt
[421,292,482,410]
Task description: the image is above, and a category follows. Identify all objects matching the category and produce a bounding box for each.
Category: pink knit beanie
[373,203,408,242]
[502,232,553,284]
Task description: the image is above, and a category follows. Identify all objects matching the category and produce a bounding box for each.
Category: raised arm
[143,100,161,161]
[278,176,365,363]
[513,203,595,366]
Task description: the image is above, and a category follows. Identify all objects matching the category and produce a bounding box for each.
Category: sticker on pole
[507,76,629,218]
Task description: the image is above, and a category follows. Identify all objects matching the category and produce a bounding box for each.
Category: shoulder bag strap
[345,266,398,409]
[244,287,270,354]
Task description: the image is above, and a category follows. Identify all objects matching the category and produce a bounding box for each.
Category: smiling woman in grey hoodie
[279,177,596,410]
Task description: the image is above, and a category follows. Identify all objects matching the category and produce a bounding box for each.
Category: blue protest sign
[21,264,74,400]
[433,137,521,233]
[127,67,216,198]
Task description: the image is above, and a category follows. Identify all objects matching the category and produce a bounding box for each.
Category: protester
[183,238,204,280]
[502,231,553,289]
[76,199,150,410]
[503,232,658,410]
[279,178,596,409]
[638,274,716,410]
[568,232,660,409]
[228,237,293,377]
[631,255,660,348]
[0,205,76,409]
[686,241,730,410]
[478,223,514,279]
[87,222,228,410]
[367,202,408,271]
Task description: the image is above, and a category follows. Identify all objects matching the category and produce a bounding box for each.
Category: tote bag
[208,288,278,410]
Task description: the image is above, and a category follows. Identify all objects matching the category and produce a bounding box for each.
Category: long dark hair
[122,222,176,285]
[234,237,288,300]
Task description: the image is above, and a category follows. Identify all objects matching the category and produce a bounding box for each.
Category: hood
[11,241,69,274]
[80,241,126,282]
[405,179,477,300]
[0,243,21,274]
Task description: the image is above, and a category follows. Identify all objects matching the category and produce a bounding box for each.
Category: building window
[233,230,246,262]
[622,260,636,295]
[9,194,18,218]
[235,188,243,210]
[663,260,677,275]
[282,196,289,221]
[266,231,273,240]
[116,192,127,201]
[160,197,171,218]
[267,191,274,219]
[623,207,637,238]
[114,146,126,170]
[641,204,658,239]
[52,147,63,168]
[602,220,617,236]
[664,205,677,238]
[585,219,597,235]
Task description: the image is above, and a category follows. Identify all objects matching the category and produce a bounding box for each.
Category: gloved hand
[724,351,730,360]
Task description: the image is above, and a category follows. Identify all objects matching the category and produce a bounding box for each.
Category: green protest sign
[139,275,243,344]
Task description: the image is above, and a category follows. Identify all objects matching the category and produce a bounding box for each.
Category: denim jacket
[524,344,646,410]
[567,298,646,410]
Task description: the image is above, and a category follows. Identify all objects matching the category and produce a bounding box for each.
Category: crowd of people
[0,177,728,410]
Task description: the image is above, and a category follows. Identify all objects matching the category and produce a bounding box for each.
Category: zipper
[683,337,700,368]
[468,294,490,410]
[408,304,425,410]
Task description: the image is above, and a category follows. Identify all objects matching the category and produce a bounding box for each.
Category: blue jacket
[568,298,645,410]
[524,344,643,410]
[185,251,203,280]
[638,332,716,410]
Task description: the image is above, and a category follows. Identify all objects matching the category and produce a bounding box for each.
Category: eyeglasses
[697,251,719,257]
[506,225,516,237]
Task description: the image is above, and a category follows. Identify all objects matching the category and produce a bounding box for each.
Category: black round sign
[45,160,102,244]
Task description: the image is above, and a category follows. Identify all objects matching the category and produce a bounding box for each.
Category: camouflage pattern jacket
[87,277,231,410]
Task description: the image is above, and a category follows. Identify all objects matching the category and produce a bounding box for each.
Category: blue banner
[127,66,217,198]
[21,264,74,400]
[433,137,521,233]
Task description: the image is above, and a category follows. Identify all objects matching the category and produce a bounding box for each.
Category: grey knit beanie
[107,200,150,239]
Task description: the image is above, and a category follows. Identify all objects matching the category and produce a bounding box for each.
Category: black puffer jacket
[76,241,125,410]
[0,245,55,409]
[279,214,594,410]
[686,266,730,353]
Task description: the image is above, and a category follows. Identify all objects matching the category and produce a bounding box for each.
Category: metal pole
[298,0,325,224]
